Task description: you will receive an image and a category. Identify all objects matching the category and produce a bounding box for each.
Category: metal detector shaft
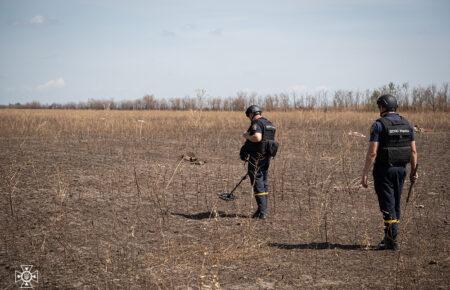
[406,163,419,203]
[229,174,248,195]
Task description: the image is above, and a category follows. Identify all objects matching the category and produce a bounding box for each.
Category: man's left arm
[242,123,263,142]
[243,132,262,142]
[361,121,382,188]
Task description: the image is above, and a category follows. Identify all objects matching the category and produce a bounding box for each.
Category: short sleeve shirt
[369,113,415,142]
[248,120,263,135]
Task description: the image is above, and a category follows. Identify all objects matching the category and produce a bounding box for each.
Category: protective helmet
[245,105,262,117]
[376,94,398,111]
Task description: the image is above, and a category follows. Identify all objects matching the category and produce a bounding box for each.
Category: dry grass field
[0,109,449,289]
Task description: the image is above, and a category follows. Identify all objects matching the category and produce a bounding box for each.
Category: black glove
[239,144,249,161]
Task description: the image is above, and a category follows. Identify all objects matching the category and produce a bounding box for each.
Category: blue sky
[0,0,449,104]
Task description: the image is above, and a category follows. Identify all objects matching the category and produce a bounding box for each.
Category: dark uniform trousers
[248,154,270,215]
[373,164,406,243]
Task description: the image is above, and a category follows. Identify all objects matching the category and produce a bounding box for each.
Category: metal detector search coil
[218,174,248,202]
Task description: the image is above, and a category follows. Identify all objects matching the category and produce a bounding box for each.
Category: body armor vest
[245,117,276,155]
[376,116,412,166]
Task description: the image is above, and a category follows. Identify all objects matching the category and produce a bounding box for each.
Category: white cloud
[209,28,223,36]
[36,78,66,91]
[161,30,176,37]
[11,15,54,26]
[29,15,48,25]
[181,24,196,30]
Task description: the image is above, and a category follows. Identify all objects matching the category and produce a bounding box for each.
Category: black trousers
[373,164,406,242]
[248,155,270,215]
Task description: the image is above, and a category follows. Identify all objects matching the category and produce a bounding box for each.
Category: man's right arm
[361,141,378,188]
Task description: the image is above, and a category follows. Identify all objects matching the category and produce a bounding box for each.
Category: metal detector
[218,174,248,201]
[406,164,419,204]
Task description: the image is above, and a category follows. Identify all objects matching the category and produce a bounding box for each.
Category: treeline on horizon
[2,82,449,112]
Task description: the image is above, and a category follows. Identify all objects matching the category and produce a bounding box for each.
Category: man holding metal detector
[361,94,418,250]
[241,105,278,219]
[218,105,278,219]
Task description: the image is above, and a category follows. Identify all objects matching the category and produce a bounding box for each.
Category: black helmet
[376,94,398,111]
[245,105,262,117]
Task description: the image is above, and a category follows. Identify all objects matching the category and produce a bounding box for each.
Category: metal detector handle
[229,174,248,195]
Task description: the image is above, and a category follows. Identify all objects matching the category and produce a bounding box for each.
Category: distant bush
[5,82,448,112]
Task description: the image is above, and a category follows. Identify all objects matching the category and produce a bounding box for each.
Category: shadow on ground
[269,242,375,251]
[172,211,249,220]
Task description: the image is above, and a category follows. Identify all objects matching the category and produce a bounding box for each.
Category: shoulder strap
[377,117,392,128]
[398,115,411,126]
[376,117,392,133]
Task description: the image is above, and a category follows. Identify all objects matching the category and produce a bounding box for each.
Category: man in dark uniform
[361,94,418,250]
[242,105,276,220]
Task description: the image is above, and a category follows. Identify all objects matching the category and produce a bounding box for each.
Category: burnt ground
[0,110,449,289]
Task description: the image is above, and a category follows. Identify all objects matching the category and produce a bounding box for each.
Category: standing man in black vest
[361,94,418,250]
[242,105,276,220]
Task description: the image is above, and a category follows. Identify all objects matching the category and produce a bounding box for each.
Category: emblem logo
[15,265,38,288]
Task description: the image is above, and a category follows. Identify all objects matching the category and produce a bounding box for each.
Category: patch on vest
[252,124,258,131]
[389,129,410,134]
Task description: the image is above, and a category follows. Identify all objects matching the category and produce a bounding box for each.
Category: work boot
[251,210,267,220]
[377,238,398,251]
[381,223,398,250]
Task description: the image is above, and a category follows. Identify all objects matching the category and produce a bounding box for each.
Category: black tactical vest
[245,117,276,155]
[375,115,412,166]
[258,117,276,142]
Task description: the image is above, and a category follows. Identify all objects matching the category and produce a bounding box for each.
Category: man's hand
[409,142,418,183]
[410,171,418,183]
[361,174,369,188]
